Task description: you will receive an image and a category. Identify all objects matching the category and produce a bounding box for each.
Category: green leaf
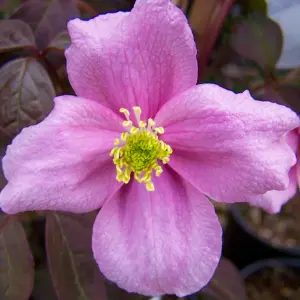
[230,14,283,72]
[46,212,108,300]
[0,19,36,52]
[0,57,55,139]
[0,212,34,300]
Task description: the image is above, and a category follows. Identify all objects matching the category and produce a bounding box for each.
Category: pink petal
[92,168,222,297]
[254,129,300,213]
[255,166,298,213]
[0,96,123,214]
[155,84,299,204]
[65,0,197,118]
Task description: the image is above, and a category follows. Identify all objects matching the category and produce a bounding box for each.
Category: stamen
[133,106,142,124]
[146,181,155,192]
[120,108,130,120]
[111,106,173,191]
[155,127,164,134]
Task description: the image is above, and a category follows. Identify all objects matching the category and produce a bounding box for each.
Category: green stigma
[110,106,172,191]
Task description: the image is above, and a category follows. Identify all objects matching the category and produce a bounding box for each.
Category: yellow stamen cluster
[110,106,173,191]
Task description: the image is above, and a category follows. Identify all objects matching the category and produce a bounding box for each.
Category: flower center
[110,106,173,191]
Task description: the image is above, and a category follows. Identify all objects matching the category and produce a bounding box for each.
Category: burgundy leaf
[278,85,300,114]
[0,19,36,52]
[0,57,55,139]
[254,87,288,105]
[46,211,108,300]
[32,267,57,300]
[0,0,8,10]
[200,258,247,300]
[82,0,132,14]
[48,30,71,51]
[0,145,7,193]
[11,0,79,49]
[230,14,283,72]
[0,212,34,300]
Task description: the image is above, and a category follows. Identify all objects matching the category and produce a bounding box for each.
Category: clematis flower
[255,128,300,214]
[0,0,299,296]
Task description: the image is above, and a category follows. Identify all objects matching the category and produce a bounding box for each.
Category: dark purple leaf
[46,211,108,300]
[11,0,79,49]
[277,85,300,114]
[255,85,300,113]
[200,258,247,300]
[0,145,7,193]
[0,212,34,300]
[0,0,8,10]
[49,31,71,51]
[0,57,55,139]
[0,19,36,52]
[230,14,283,72]
[254,87,288,105]
[32,268,57,300]
[82,0,132,14]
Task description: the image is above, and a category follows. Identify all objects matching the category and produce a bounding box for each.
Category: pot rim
[240,258,300,278]
[230,204,300,256]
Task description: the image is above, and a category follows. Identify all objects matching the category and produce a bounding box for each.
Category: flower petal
[254,129,299,213]
[0,96,123,214]
[254,166,298,213]
[65,0,197,118]
[155,84,299,204]
[92,168,222,297]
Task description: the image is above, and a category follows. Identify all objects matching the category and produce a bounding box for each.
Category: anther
[120,108,130,120]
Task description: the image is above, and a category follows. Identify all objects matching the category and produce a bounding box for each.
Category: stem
[197,0,235,80]
[42,46,65,55]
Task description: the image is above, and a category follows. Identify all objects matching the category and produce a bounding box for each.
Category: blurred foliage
[238,0,267,15]
[0,0,299,299]
[46,211,107,300]
[0,212,34,300]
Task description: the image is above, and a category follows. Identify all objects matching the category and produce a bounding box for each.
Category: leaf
[0,0,20,16]
[46,211,108,300]
[11,0,79,49]
[0,212,34,300]
[0,19,36,52]
[230,14,283,72]
[200,258,247,300]
[49,31,71,51]
[254,87,288,105]
[277,85,300,114]
[82,0,132,14]
[239,0,267,15]
[32,267,57,300]
[0,145,7,193]
[255,85,300,113]
[0,57,55,139]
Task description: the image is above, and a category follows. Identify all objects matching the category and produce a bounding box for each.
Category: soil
[245,266,300,300]
[238,192,300,249]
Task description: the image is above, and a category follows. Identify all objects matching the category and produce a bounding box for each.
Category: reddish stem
[197,0,235,81]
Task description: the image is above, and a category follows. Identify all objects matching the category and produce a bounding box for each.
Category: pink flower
[254,128,300,213]
[0,0,299,296]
